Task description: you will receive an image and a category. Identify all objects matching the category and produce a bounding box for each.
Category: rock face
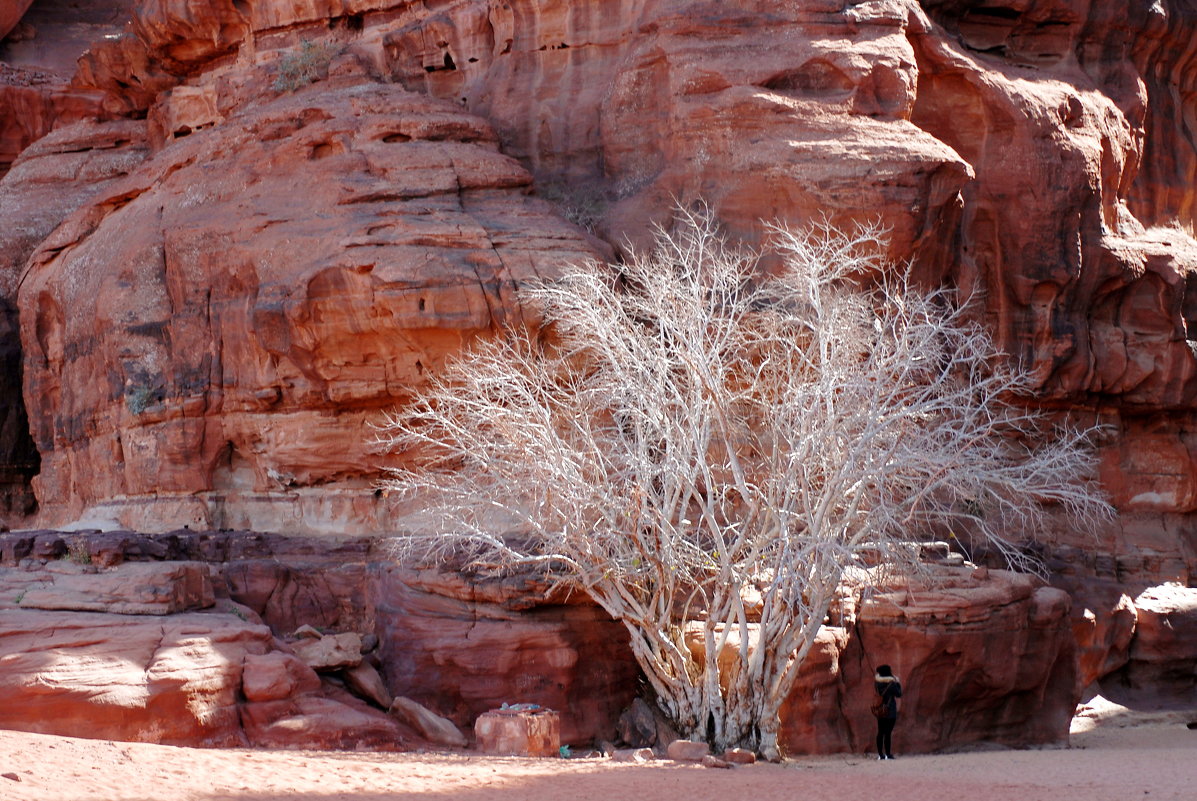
[0,607,272,745]
[0,0,131,176]
[374,566,641,746]
[0,529,1171,754]
[0,2,35,41]
[780,569,1078,754]
[1071,588,1137,692]
[15,76,601,534]
[383,0,973,272]
[0,71,108,180]
[0,0,1192,586]
[0,534,429,749]
[359,0,1197,718]
[0,117,150,523]
[0,120,150,294]
[1,0,1197,755]
[1118,584,1197,700]
[678,564,1081,754]
[0,530,643,748]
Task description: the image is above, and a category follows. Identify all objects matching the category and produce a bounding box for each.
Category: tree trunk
[757,727,781,762]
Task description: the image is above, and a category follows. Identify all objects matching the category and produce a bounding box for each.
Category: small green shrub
[125,381,162,415]
[273,40,338,93]
[14,590,25,605]
[67,541,92,565]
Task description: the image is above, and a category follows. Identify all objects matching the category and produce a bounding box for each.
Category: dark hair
[876,664,893,677]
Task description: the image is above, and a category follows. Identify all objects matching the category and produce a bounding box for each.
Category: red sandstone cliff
[0,529,1086,754]
[2,0,1197,753]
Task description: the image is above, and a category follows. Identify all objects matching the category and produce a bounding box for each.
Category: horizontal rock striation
[0,0,1191,591]
[0,607,271,745]
[2,530,1162,753]
[1,0,1196,753]
[0,529,638,748]
[14,77,601,533]
[1,559,214,615]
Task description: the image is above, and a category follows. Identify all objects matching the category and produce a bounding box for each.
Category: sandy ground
[1,700,1194,801]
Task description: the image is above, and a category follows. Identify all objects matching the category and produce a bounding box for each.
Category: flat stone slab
[390,696,468,748]
[0,607,271,745]
[1,561,214,615]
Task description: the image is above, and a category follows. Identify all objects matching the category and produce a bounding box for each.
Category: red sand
[0,702,1192,801]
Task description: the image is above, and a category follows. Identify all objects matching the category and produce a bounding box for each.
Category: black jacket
[874,674,902,719]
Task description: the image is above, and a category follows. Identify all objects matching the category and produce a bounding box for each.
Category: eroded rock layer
[14,76,601,532]
[0,530,1113,753]
[1,0,1196,753]
[0,530,638,748]
[0,0,1192,567]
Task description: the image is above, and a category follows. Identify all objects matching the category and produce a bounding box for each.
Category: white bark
[376,207,1111,756]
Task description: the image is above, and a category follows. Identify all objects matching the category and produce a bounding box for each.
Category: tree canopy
[377,209,1110,758]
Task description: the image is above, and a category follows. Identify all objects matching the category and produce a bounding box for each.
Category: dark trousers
[876,716,896,757]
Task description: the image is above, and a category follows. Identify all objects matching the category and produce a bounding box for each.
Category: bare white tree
[376,209,1110,759]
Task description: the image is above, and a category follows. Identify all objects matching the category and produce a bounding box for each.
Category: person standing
[873,664,902,759]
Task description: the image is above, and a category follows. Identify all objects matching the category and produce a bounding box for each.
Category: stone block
[291,632,362,670]
[242,652,321,702]
[344,662,393,709]
[666,739,710,761]
[390,696,468,748]
[611,747,655,762]
[617,696,658,747]
[723,748,756,764]
[474,707,560,757]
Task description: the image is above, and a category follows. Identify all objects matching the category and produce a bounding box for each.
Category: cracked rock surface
[13,79,601,532]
